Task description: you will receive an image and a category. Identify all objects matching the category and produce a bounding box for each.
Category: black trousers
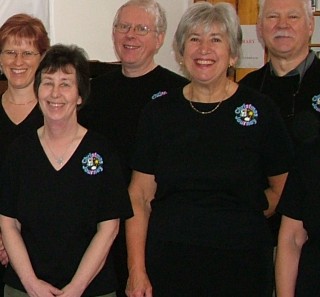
[146,240,274,297]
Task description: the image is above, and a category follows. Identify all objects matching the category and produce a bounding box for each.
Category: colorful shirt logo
[82,152,103,175]
[312,94,320,112]
[235,103,258,126]
[151,91,168,100]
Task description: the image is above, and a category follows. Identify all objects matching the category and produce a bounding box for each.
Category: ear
[308,15,315,38]
[229,56,238,68]
[155,32,165,50]
[77,96,83,106]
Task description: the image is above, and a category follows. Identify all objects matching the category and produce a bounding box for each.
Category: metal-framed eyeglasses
[114,23,158,36]
[0,50,40,60]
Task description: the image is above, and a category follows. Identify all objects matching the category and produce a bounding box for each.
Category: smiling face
[112,5,164,76]
[38,67,82,124]
[258,0,314,60]
[0,37,41,89]
[182,24,236,85]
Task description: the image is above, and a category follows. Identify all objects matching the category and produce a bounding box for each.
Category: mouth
[123,44,140,50]
[195,59,215,65]
[11,68,28,74]
[48,101,65,108]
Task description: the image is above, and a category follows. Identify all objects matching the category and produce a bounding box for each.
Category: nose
[13,53,24,65]
[277,16,289,28]
[199,41,211,54]
[51,84,61,98]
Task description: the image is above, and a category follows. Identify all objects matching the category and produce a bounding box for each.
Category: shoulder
[152,66,189,85]
[238,64,269,86]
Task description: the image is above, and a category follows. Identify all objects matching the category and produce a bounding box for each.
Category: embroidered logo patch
[82,152,103,175]
[235,103,258,126]
[312,94,320,112]
[151,91,168,100]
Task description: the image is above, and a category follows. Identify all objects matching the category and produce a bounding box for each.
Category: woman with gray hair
[126,2,292,296]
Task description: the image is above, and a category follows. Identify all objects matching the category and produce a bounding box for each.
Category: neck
[269,50,309,76]
[42,120,79,141]
[3,86,37,105]
[122,61,157,77]
[187,79,231,103]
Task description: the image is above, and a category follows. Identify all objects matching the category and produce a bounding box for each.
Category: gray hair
[258,0,313,19]
[174,2,242,59]
[113,0,167,33]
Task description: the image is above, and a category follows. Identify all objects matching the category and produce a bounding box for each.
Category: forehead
[263,0,304,12]
[3,36,37,49]
[118,5,155,25]
[41,67,76,79]
[188,23,225,35]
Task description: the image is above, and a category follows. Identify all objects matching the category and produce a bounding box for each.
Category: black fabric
[0,130,133,296]
[239,56,320,244]
[0,100,43,297]
[78,65,188,297]
[0,101,43,159]
[79,65,189,184]
[132,84,292,249]
[146,239,274,297]
[277,137,320,297]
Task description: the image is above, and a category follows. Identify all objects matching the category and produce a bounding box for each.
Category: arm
[125,171,157,297]
[275,215,307,297]
[61,219,120,297]
[0,215,62,297]
[0,232,9,266]
[264,173,288,218]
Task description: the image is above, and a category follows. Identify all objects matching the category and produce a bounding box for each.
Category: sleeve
[97,146,133,222]
[130,103,158,174]
[276,162,304,220]
[260,96,294,176]
[0,140,22,218]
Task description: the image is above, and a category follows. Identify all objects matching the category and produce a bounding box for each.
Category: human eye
[41,79,53,86]
[3,50,16,57]
[136,25,149,34]
[266,13,278,19]
[116,23,130,32]
[22,51,35,57]
[288,14,299,19]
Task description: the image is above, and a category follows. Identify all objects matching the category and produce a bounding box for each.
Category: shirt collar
[269,51,315,82]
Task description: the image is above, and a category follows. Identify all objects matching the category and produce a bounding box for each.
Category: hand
[25,279,63,297]
[58,283,85,297]
[0,233,9,266]
[125,271,152,297]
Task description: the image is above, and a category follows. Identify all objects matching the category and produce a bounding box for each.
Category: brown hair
[0,13,50,54]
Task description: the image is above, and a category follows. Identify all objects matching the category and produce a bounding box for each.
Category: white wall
[51,0,192,75]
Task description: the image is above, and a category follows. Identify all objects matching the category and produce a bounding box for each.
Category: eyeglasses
[114,23,157,36]
[0,50,40,60]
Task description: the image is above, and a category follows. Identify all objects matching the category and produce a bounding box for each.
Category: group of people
[0,0,318,297]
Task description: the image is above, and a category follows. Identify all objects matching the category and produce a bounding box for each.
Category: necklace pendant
[56,158,64,165]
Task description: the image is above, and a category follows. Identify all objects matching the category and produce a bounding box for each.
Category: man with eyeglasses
[79,1,188,297]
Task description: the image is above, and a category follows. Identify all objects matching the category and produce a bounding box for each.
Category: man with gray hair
[79,1,188,296]
[240,0,320,246]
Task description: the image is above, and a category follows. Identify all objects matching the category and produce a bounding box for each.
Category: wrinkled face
[258,0,314,59]
[0,37,41,89]
[38,67,82,123]
[112,5,164,75]
[182,24,236,85]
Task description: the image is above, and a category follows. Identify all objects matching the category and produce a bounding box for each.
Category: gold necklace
[8,98,36,105]
[42,127,79,166]
[2,94,36,106]
[188,80,230,115]
[189,100,222,115]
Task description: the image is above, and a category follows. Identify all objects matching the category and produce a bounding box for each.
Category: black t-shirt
[0,130,133,296]
[132,84,293,249]
[0,101,43,157]
[79,66,189,184]
[277,138,320,296]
